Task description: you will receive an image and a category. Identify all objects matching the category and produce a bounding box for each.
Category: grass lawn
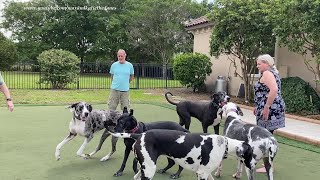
[1,103,320,180]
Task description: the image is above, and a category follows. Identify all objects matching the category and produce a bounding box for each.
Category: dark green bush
[37,49,80,89]
[281,77,320,115]
[173,53,212,92]
[0,32,18,70]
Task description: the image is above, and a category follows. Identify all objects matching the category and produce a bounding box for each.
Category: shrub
[37,49,80,89]
[281,77,320,115]
[173,53,212,92]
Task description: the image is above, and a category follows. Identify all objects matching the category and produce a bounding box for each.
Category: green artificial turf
[1,104,320,180]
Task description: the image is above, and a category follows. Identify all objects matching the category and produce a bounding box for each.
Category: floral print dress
[254,69,285,131]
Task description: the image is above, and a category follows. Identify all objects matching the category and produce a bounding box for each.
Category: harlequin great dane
[110,108,189,179]
[55,102,122,161]
[214,102,278,180]
[110,129,255,180]
[165,92,224,134]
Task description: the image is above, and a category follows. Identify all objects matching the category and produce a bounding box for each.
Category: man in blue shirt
[0,73,14,112]
[108,49,134,110]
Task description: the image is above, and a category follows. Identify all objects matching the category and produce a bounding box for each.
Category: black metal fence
[1,62,183,89]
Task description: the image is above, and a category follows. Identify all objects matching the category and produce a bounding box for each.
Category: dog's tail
[109,131,141,140]
[165,92,178,105]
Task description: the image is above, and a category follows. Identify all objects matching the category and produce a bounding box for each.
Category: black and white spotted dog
[218,93,243,119]
[55,102,122,161]
[110,129,255,180]
[215,102,278,180]
[110,108,189,178]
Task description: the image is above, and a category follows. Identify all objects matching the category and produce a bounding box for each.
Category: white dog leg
[232,160,243,179]
[208,174,215,180]
[100,136,118,161]
[244,167,254,180]
[214,162,223,177]
[76,136,92,159]
[133,170,142,180]
[55,133,76,160]
[89,130,111,157]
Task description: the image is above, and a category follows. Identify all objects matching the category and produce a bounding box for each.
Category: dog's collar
[223,136,228,159]
[129,124,139,133]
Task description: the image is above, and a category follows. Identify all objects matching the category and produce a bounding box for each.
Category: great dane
[110,129,255,180]
[165,92,224,134]
[109,108,189,178]
[55,102,122,161]
[215,102,278,180]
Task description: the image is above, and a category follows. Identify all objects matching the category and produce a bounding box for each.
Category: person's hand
[7,100,14,112]
[262,106,269,121]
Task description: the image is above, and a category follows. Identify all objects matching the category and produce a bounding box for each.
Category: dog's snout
[84,112,89,117]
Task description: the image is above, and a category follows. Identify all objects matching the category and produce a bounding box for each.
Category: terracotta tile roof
[185,16,210,28]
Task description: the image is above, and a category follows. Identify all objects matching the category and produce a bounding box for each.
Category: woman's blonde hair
[257,54,278,73]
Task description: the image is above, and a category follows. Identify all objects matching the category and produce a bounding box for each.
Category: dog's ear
[129,109,134,116]
[87,104,93,112]
[67,102,79,112]
[237,106,244,116]
[123,107,128,113]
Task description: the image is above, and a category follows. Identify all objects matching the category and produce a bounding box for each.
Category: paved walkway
[236,105,320,146]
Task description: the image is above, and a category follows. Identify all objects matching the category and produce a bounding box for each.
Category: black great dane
[165,92,225,134]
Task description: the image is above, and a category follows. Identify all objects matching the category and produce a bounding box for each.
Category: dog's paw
[55,152,61,161]
[114,171,123,177]
[232,173,241,179]
[83,154,91,159]
[100,153,111,161]
[214,171,221,177]
[88,151,97,157]
[157,169,166,174]
[55,156,61,161]
[170,173,180,179]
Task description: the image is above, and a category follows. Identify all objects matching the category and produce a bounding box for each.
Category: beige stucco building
[185,17,319,96]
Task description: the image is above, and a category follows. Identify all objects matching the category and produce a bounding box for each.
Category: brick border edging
[274,130,320,146]
[237,104,320,125]
[237,114,320,146]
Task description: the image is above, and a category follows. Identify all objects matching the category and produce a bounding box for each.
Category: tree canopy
[273,0,320,88]
[1,0,210,64]
[209,0,276,101]
[0,32,18,70]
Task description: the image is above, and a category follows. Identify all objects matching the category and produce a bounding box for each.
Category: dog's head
[210,93,224,108]
[222,102,243,117]
[68,102,92,121]
[236,142,256,170]
[114,107,138,133]
[216,91,230,106]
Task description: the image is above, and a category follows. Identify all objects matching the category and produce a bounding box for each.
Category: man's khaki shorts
[108,89,130,111]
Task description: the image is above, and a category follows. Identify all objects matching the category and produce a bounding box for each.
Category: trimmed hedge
[281,77,320,115]
[173,53,212,92]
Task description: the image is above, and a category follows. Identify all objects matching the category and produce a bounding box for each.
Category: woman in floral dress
[254,54,285,172]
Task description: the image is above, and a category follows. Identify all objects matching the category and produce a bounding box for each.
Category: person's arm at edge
[0,82,14,112]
